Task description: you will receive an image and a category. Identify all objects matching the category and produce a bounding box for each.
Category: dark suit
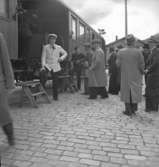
[72,52,84,90]
[146,47,159,111]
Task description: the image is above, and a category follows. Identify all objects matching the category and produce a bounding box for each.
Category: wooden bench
[16,80,51,108]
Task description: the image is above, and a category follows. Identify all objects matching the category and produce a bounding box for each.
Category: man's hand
[41,66,45,71]
[144,69,148,74]
[6,85,16,94]
[58,58,63,63]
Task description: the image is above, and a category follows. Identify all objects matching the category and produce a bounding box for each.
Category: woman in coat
[108,47,120,95]
[88,39,108,99]
[0,33,15,145]
[145,44,159,112]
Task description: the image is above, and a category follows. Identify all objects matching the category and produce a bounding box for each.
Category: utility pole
[124,0,128,41]
[124,0,128,45]
[125,0,128,38]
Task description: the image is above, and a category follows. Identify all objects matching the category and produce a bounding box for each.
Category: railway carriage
[1,0,106,81]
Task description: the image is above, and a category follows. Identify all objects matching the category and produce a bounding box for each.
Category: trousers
[125,90,137,114]
[40,69,60,99]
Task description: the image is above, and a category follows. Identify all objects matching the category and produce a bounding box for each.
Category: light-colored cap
[48,33,57,39]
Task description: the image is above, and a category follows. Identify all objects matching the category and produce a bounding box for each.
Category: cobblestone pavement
[0,92,159,167]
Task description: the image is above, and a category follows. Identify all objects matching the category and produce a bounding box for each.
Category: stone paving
[0,92,159,167]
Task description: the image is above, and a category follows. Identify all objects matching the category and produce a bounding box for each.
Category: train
[0,0,106,80]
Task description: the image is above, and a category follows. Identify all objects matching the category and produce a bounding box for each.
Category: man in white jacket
[40,34,67,100]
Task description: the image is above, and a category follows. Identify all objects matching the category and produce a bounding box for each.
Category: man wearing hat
[40,33,67,100]
[116,34,145,116]
[145,43,159,112]
[88,39,108,99]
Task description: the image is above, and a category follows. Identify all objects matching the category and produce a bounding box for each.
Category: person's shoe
[101,95,109,99]
[81,92,88,95]
[123,110,132,116]
[53,97,58,101]
[2,123,15,146]
[145,109,151,112]
[131,111,136,116]
[152,110,158,112]
[88,96,97,100]
[8,135,15,146]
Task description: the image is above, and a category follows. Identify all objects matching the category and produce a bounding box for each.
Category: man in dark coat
[116,35,145,116]
[71,46,84,90]
[0,33,15,146]
[145,44,159,112]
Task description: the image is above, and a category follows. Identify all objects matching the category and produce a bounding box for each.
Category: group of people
[40,33,108,100]
[108,34,159,116]
[40,33,159,117]
[71,40,108,99]
[1,32,159,147]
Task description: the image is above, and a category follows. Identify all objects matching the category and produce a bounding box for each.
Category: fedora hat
[127,34,135,42]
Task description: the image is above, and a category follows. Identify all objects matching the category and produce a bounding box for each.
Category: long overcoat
[117,47,144,103]
[83,51,93,78]
[88,47,107,87]
[0,33,15,126]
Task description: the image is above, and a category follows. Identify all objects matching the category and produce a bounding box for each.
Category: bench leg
[23,87,38,108]
[39,84,51,103]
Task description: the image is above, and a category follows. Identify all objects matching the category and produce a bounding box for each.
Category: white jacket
[41,44,67,72]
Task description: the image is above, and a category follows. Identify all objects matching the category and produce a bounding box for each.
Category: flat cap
[48,33,57,39]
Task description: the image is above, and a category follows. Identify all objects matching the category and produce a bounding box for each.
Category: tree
[98,29,106,35]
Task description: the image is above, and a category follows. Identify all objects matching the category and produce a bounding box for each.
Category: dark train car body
[0,0,18,59]
[13,0,106,80]
[19,0,105,62]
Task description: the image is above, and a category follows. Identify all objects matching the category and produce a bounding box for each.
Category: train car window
[0,0,9,18]
[79,23,85,36]
[92,33,95,40]
[71,16,77,40]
